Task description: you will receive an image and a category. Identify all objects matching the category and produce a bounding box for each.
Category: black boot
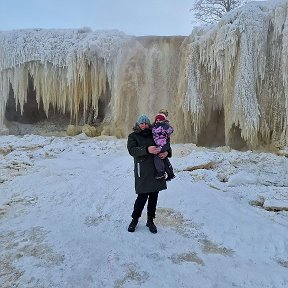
[146,216,157,234]
[166,173,176,182]
[128,218,138,232]
[164,159,175,181]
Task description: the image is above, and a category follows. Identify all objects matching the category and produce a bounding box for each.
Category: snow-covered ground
[0,134,287,288]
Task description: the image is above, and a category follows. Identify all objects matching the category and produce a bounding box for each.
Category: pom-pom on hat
[137,114,151,125]
[158,109,168,117]
[154,113,166,122]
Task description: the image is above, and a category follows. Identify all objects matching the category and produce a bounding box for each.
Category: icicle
[183,0,288,147]
[0,28,130,131]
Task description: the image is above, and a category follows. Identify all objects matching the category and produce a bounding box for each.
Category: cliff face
[0,1,287,149]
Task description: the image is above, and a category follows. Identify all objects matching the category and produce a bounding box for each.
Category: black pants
[154,156,174,177]
[153,143,174,177]
[131,192,159,219]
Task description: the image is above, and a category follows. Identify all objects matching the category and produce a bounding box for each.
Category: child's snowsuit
[152,121,175,180]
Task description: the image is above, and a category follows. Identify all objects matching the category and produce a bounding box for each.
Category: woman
[127,114,171,233]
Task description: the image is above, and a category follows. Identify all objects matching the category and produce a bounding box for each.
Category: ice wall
[0,28,130,126]
[0,28,185,140]
[106,36,184,138]
[0,0,287,149]
[182,0,288,147]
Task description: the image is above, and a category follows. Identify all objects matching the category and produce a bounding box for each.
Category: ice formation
[182,0,288,148]
[0,28,130,126]
[0,0,287,149]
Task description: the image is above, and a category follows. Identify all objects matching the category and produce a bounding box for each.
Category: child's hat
[158,109,168,117]
[155,113,166,122]
[137,114,151,125]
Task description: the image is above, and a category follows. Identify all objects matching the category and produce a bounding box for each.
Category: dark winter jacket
[127,125,172,194]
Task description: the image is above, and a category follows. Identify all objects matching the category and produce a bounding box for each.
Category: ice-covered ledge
[0,126,9,135]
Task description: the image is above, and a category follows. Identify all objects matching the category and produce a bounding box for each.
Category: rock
[0,127,9,135]
[263,199,288,212]
[67,125,82,136]
[249,196,265,207]
[276,148,288,157]
[82,124,98,137]
[0,146,12,155]
[182,161,215,171]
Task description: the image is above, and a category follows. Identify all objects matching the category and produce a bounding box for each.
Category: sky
[0,132,287,287]
[0,0,194,36]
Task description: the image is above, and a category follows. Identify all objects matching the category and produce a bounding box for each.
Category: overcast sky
[0,0,194,36]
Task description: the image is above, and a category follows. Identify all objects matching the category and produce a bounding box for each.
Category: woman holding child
[126,111,173,234]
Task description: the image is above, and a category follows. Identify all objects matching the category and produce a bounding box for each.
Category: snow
[0,28,129,70]
[0,134,287,287]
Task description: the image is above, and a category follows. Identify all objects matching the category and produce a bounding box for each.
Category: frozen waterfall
[0,0,287,149]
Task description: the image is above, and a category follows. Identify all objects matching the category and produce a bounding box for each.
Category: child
[152,111,175,181]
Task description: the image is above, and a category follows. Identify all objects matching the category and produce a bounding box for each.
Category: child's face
[155,119,163,123]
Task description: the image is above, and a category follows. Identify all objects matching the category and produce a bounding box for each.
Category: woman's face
[139,122,149,130]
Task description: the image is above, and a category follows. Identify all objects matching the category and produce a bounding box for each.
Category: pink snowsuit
[152,121,175,179]
[152,121,174,151]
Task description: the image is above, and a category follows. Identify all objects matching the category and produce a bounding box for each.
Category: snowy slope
[0,135,287,288]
